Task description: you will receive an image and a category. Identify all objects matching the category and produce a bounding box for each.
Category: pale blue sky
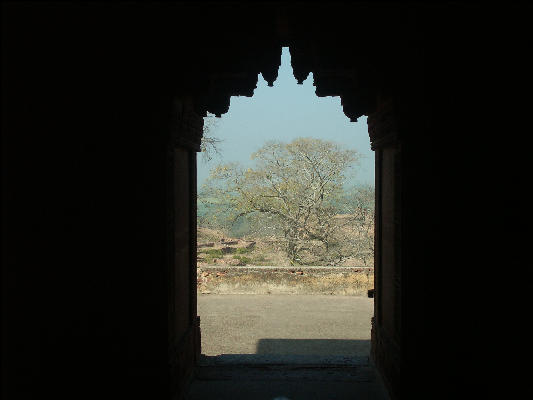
[198,47,374,188]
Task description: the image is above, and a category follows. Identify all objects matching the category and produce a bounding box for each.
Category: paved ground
[198,294,374,358]
[188,295,389,399]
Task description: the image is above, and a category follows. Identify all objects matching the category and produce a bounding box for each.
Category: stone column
[368,95,402,397]
[167,98,203,399]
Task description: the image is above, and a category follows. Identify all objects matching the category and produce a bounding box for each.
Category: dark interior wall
[2,4,177,398]
[2,2,532,400]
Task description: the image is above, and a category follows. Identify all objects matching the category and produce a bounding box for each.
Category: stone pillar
[167,98,203,399]
[368,95,402,397]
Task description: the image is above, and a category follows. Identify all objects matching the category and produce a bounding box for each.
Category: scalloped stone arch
[193,42,382,122]
[167,8,407,397]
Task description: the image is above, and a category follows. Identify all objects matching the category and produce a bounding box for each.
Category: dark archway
[168,7,413,398]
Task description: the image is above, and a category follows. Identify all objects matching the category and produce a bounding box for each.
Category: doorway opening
[195,48,376,366]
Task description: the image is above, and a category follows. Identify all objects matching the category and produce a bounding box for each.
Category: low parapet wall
[197,266,374,296]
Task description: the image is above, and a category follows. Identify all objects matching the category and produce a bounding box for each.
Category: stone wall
[197,266,374,296]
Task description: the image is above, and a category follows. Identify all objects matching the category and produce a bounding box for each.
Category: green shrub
[236,247,251,254]
[231,255,251,264]
[239,256,251,264]
[202,249,223,257]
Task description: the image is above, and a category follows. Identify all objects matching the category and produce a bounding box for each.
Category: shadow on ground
[199,339,370,366]
[256,338,370,356]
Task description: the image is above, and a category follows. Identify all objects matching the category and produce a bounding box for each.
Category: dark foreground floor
[187,357,389,400]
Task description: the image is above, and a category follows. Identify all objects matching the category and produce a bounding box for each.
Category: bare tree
[201,138,360,263]
[328,185,375,266]
[200,114,222,162]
